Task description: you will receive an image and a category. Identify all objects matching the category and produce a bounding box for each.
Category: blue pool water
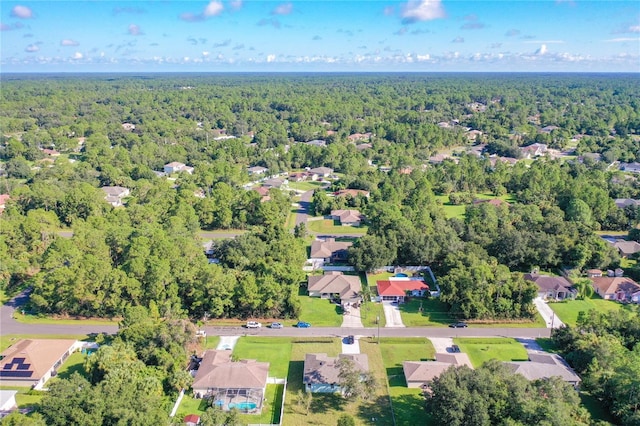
[395,273,408,277]
[229,402,257,410]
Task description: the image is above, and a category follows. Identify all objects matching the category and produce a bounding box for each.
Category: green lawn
[434,192,517,220]
[399,298,452,326]
[13,313,120,326]
[366,271,394,296]
[548,295,624,327]
[55,351,88,380]
[233,337,293,378]
[202,335,221,350]
[453,338,529,368]
[297,292,343,327]
[361,302,385,328]
[379,338,435,425]
[0,386,46,409]
[307,219,368,235]
[287,181,325,192]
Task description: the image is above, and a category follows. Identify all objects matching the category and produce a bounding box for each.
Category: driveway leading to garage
[534,297,565,328]
[216,336,240,351]
[382,301,405,327]
[341,305,363,328]
[341,336,361,354]
[428,337,455,353]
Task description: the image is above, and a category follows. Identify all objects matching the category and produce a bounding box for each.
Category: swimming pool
[395,273,408,277]
[229,402,257,410]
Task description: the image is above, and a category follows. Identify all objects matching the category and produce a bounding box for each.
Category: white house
[164,162,194,175]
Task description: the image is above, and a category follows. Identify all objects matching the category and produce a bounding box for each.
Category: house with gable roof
[303,353,369,394]
[331,209,364,226]
[377,278,429,302]
[523,273,576,301]
[307,271,362,304]
[504,353,581,387]
[403,353,473,388]
[591,276,640,301]
[309,238,353,263]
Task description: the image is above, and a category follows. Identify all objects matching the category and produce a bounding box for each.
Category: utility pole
[377,315,380,344]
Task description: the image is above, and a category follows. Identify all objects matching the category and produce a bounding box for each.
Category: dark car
[295,321,311,328]
[345,335,355,344]
[451,344,461,353]
[449,322,468,328]
[269,322,283,329]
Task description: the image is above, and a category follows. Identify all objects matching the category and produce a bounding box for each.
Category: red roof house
[377,279,429,302]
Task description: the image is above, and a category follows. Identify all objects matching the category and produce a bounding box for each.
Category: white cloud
[416,54,431,61]
[629,25,640,33]
[128,24,143,36]
[267,54,276,62]
[202,51,210,57]
[605,37,640,42]
[204,1,224,17]
[11,5,33,19]
[272,3,293,15]
[524,40,564,44]
[25,44,39,52]
[535,44,548,55]
[73,52,83,59]
[401,0,445,24]
[61,39,79,46]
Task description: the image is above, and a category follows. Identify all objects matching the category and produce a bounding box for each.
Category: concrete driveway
[216,336,240,351]
[533,297,564,328]
[429,337,455,353]
[341,305,363,328]
[382,302,405,327]
[341,336,360,354]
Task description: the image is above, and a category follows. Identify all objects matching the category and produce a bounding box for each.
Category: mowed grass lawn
[454,338,528,368]
[0,386,46,409]
[380,338,435,425]
[435,192,517,220]
[297,291,343,327]
[548,295,624,327]
[233,337,293,378]
[307,219,368,235]
[399,298,452,326]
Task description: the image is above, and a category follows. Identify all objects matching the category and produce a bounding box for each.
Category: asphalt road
[294,189,314,226]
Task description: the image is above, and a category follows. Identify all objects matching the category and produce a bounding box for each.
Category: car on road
[448,322,468,328]
[269,322,283,329]
[295,321,311,328]
[246,321,262,328]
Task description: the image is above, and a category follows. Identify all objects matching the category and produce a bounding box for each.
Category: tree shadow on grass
[356,395,394,425]
[390,392,427,425]
[309,393,346,415]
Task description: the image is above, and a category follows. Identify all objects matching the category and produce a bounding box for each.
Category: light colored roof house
[347,133,372,142]
[192,350,269,413]
[101,186,130,207]
[303,353,369,394]
[466,130,483,141]
[620,162,640,173]
[41,148,60,157]
[355,143,372,151]
[377,279,429,302]
[586,269,603,278]
[0,339,79,390]
[613,240,640,258]
[591,276,640,301]
[306,140,327,147]
[520,143,547,158]
[248,166,268,175]
[540,125,560,134]
[262,178,287,189]
[523,273,576,301]
[403,353,473,388]
[505,353,581,387]
[164,162,194,175]
[254,186,271,197]
[614,198,640,208]
[309,238,353,263]
[309,167,333,177]
[0,389,17,412]
[307,271,361,303]
[331,209,363,226]
[0,194,10,214]
[121,123,136,131]
[333,189,370,198]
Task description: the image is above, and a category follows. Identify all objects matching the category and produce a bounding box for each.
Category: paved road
[1,291,551,339]
[295,190,314,227]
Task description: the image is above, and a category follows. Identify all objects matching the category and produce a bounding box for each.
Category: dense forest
[1,73,640,322]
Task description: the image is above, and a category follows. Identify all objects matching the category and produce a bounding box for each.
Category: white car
[246,321,262,329]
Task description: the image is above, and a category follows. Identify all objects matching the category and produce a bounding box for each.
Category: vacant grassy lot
[233,337,293,378]
[307,219,368,235]
[399,298,452,326]
[297,293,343,327]
[548,295,624,327]
[454,338,528,368]
[360,302,385,328]
[434,192,517,219]
[379,338,435,425]
[288,181,325,192]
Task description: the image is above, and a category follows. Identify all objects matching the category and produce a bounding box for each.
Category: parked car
[451,344,461,353]
[246,321,262,328]
[448,322,468,328]
[269,322,283,329]
[345,335,355,344]
[295,321,311,328]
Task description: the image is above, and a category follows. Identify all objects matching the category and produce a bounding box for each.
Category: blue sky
[2,1,639,72]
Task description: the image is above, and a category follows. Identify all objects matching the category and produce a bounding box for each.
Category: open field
[297,291,343,327]
[307,219,368,235]
[453,338,528,368]
[380,338,435,425]
[399,298,452,326]
[434,192,517,219]
[548,295,624,327]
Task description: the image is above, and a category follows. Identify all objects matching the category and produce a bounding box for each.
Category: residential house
[306,140,327,148]
[520,143,547,159]
[0,339,79,390]
[632,290,640,304]
[591,276,640,301]
[403,353,473,388]
[523,273,576,301]
[288,172,311,182]
[307,271,362,304]
[355,143,372,151]
[41,148,60,157]
[540,125,560,134]
[309,238,353,263]
[347,132,372,142]
[586,269,603,278]
[303,353,369,394]
[183,414,200,426]
[613,240,640,258]
[377,278,429,302]
[504,353,581,387]
[614,198,640,209]
[101,186,130,207]
[0,390,17,413]
[164,162,194,175]
[331,209,363,226]
[0,194,10,214]
[121,123,136,131]
[262,178,287,189]
[247,166,268,175]
[309,167,333,177]
[333,189,370,199]
[192,350,269,413]
[466,130,484,141]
